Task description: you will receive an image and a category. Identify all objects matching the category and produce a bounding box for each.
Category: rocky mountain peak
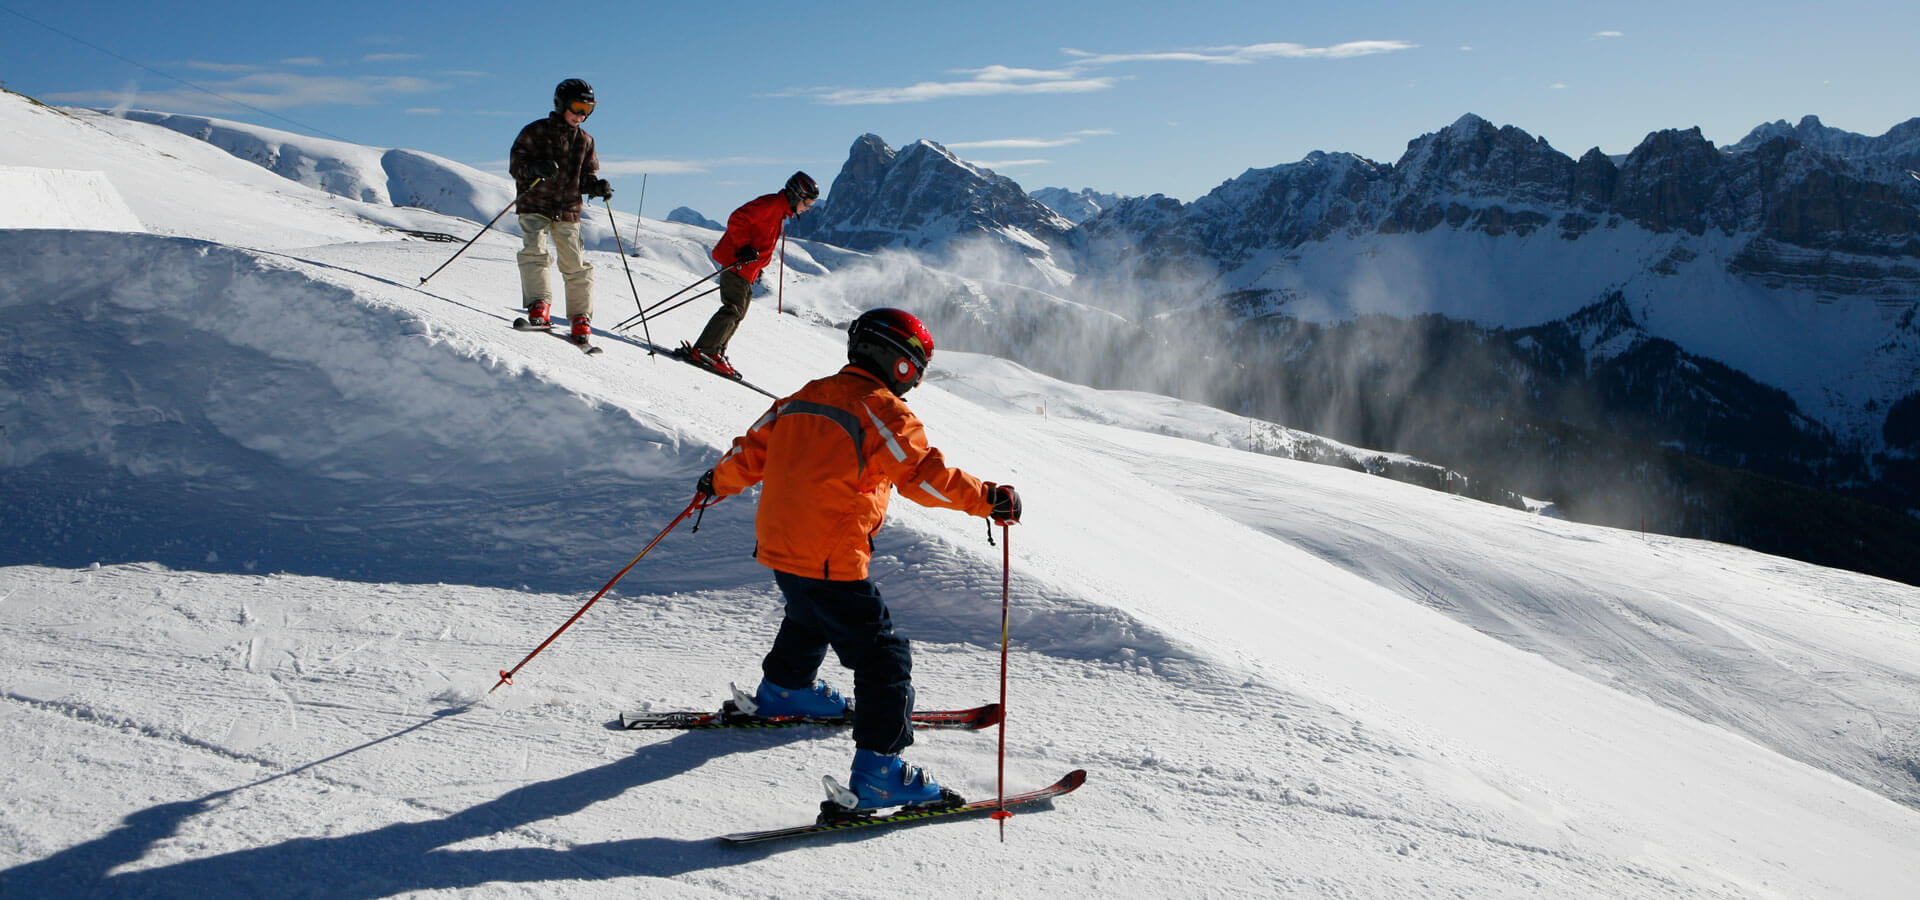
[788,133,1072,256]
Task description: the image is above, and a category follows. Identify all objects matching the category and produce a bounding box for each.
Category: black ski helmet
[783,171,820,206]
[848,308,934,395]
[553,78,595,114]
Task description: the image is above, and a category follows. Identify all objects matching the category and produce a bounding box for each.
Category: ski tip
[1058,769,1089,792]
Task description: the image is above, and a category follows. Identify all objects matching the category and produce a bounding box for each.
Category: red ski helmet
[848,308,934,394]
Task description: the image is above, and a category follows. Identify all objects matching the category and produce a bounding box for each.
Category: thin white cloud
[803,76,1116,106]
[958,65,1083,82]
[595,156,784,177]
[405,107,442,115]
[281,57,325,67]
[1594,30,1624,38]
[786,38,1414,106]
[364,53,422,63]
[50,72,443,114]
[1063,39,1414,66]
[1071,128,1116,137]
[178,60,258,73]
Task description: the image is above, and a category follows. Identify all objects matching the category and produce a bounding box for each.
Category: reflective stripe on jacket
[710,365,993,580]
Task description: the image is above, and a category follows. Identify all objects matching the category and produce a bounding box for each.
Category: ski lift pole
[490,494,711,692]
[990,521,1014,840]
[419,177,540,286]
[602,197,656,351]
[632,174,647,246]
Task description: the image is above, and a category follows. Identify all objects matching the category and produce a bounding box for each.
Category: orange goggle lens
[567,100,595,116]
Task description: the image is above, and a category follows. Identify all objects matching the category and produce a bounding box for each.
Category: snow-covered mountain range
[8,85,1920,898]
[780,117,1920,582]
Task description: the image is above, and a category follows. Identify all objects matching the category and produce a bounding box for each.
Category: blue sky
[5,0,1917,221]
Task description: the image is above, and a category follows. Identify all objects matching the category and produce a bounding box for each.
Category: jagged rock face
[788,134,1073,256]
[1382,115,1578,236]
[1612,127,1728,234]
[1738,138,1920,253]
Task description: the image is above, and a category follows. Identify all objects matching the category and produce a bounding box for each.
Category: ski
[718,768,1087,845]
[511,316,603,355]
[620,702,1001,732]
[628,339,778,398]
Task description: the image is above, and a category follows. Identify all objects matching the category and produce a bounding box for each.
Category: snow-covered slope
[6,89,1920,898]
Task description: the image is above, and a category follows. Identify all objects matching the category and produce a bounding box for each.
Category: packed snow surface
[4,91,1920,898]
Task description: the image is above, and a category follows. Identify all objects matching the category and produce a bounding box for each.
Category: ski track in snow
[4,92,1920,898]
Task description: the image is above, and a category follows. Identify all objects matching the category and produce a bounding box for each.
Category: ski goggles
[566,99,596,117]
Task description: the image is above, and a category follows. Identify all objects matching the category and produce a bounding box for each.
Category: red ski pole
[991,520,1013,840]
[776,228,787,315]
[490,494,711,692]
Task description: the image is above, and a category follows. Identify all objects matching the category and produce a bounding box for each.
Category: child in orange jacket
[698,308,1020,811]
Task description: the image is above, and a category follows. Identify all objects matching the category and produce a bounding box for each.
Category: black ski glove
[586,178,613,200]
[985,483,1021,524]
[531,159,560,179]
[735,245,759,264]
[696,469,716,498]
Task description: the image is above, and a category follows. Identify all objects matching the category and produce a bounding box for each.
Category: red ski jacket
[709,365,996,581]
[711,192,792,282]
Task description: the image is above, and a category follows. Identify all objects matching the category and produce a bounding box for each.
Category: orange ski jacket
[709,365,995,580]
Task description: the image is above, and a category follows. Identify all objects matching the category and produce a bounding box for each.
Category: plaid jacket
[509,113,598,222]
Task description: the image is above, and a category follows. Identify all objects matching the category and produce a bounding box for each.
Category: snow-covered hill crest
[6,87,1920,898]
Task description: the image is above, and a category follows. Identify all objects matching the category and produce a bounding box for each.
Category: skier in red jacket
[676,172,819,378]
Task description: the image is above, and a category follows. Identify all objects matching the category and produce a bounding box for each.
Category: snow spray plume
[800,234,1225,405]
[491,493,710,692]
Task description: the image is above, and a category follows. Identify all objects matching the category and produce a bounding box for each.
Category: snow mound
[0,166,144,231]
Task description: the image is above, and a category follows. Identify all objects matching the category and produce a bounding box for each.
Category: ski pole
[609,260,747,334]
[990,520,1013,840]
[419,177,540,286]
[601,197,656,351]
[490,493,711,692]
[634,285,723,324]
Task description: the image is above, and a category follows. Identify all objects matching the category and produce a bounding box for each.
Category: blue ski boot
[828,748,958,810]
[744,678,848,718]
